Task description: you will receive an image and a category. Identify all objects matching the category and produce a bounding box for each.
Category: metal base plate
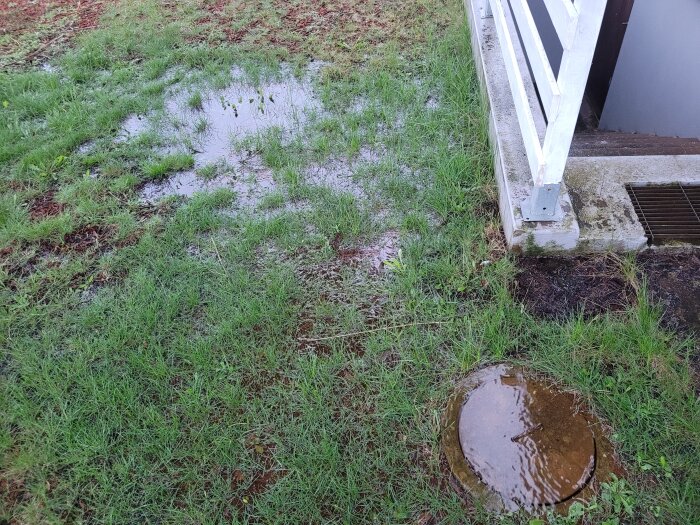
[520,196,564,222]
[521,183,563,222]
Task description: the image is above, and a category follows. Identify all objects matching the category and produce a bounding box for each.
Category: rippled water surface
[457,364,596,510]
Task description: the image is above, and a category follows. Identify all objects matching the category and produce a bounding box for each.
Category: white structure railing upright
[485,0,607,221]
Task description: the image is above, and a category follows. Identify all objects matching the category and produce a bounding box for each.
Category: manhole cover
[443,364,617,513]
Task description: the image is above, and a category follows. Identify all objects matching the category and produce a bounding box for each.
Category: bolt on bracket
[521,183,563,222]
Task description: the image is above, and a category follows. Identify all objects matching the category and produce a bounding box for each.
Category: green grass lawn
[1,1,698,523]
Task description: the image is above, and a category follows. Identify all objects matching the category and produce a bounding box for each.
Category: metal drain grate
[626,183,700,245]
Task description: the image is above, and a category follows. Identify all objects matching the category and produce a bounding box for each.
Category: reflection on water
[140,154,275,206]
[127,65,320,205]
[167,68,319,167]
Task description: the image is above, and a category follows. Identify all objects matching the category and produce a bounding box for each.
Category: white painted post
[482,0,493,18]
[540,0,608,186]
[485,0,608,221]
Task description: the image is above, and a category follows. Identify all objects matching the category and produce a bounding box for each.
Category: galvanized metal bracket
[521,183,563,222]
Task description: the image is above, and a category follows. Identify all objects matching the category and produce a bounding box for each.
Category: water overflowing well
[443,364,620,513]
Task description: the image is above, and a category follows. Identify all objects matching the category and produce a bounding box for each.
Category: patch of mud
[444,364,622,514]
[36,224,116,256]
[27,191,65,220]
[515,252,699,336]
[514,256,633,319]
[637,250,700,335]
[334,230,400,272]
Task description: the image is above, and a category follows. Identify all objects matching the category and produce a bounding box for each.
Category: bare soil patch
[27,191,65,220]
[0,474,29,510]
[513,256,633,320]
[224,435,286,521]
[515,251,699,336]
[199,0,451,63]
[0,0,114,68]
[637,250,700,336]
[46,223,116,254]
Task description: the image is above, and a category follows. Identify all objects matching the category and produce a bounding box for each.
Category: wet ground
[109,64,376,210]
[140,153,276,206]
[293,230,399,355]
[443,364,621,514]
[165,65,320,163]
[514,251,700,336]
[637,250,700,336]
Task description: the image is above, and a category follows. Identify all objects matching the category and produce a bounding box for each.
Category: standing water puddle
[444,364,620,513]
[125,66,321,205]
[167,68,319,166]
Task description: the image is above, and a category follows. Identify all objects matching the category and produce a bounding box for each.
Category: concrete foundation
[464,0,700,252]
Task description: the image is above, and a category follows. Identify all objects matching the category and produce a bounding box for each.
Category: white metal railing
[485,0,607,220]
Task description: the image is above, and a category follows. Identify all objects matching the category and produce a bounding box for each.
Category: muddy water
[458,365,595,510]
[441,364,620,513]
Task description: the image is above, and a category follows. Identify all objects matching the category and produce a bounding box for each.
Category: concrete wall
[600,0,700,138]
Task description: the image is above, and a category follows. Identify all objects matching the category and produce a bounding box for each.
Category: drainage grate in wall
[626,184,700,245]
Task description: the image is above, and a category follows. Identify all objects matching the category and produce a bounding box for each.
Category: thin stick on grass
[297,320,452,342]
[210,236,230,277]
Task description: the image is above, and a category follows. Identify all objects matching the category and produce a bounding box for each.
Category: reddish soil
[1,0,113,67]
[28,191,65,220]
[224,435,286,521]
[0,474,29,511]
[514,251,699,336]
[46,224,116,254]
[197,0,445,60]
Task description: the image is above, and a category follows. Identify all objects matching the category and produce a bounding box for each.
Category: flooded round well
[443,364,621,513]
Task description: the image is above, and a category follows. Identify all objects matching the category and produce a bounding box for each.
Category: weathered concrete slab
[567,155,700,251]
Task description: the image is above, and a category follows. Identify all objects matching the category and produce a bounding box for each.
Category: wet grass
[1,0,699,524]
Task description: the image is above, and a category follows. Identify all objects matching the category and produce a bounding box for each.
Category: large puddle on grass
[165,66,319,166]
[125,65,321,206]
[140,153,276,205]
[444,364,620,513]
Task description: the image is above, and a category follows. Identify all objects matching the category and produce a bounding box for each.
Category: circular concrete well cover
[444,364,599,511]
